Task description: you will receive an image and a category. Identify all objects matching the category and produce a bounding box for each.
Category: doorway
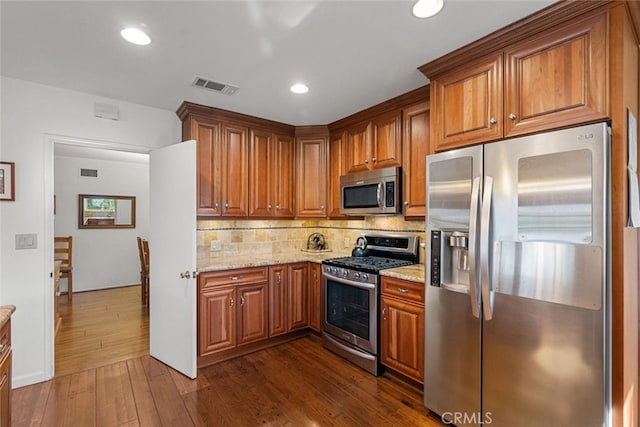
[46,135,151,376]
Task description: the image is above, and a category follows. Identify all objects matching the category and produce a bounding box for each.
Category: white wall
[0,76,180,387]
[54,155,149,292]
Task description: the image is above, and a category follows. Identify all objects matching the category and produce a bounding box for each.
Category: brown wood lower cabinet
[268,262,311,336]
[198,267,269,356]
[380,276,424,384]
[198,263,320,367]
[308,262,322,332]
[0,318,12,427]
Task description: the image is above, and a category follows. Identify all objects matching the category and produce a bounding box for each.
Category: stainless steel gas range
[321,234,419,375]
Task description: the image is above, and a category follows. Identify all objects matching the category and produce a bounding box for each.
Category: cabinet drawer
[200,267,268,290]
[381,276,424,304]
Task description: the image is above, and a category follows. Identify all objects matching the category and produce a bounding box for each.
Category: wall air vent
[80,168,98,178]
[192,76,239,96]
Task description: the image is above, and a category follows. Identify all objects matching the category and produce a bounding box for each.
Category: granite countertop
[198,250,426,285]
[0,305,16,328]
[380,264,425,283]
[197,250,351,273]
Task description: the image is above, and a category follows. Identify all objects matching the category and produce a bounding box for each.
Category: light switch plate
[16,233,38,250]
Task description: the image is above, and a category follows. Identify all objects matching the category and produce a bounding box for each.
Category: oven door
[322,273,377,355]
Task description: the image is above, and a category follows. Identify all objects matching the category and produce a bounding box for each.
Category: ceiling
[1,0,555,126]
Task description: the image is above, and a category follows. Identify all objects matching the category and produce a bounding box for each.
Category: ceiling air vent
[192,76,239,96]
[80,168,98,178]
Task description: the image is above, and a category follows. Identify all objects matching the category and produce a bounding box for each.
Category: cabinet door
[431,54,503,151]
[287,263,309,331]
[346,122,372,173]
[0,351,10,427]
[237,283,268,345]
[272,134,295,217]
[328,131,348,218]
[189,116,222,216]
[221,124,249,217]
[296,137,328,217]
[371,111,402,169]
[248,129,273,217]
[504,10,607,137]
[402,102,430,219]
[308,262,322,332]
[199,287,236,355]
[380,296,424,383]
[269,265,287,337]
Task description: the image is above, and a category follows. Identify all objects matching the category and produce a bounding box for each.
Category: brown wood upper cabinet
[328,130,348,218]
[402,101,430,219]
[429,10,607,151]
[346,111,402,173]
[249,129,294,218]
[295,134,328,218]
[182,113,249,217]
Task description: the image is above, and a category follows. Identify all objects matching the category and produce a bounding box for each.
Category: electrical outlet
[210,240,222,251]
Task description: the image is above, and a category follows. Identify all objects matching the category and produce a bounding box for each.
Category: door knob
[180,270,191,279]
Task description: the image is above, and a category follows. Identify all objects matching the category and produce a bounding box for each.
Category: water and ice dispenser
[430,230,470,289]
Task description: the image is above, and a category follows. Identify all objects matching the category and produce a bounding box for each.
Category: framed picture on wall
[0,161,15,201]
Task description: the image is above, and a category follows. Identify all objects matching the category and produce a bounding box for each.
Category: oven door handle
[322,274,376,290]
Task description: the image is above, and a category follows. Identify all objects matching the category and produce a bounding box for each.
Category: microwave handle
[377,183,383,207]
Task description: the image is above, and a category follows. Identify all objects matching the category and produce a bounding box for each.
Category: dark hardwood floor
[14,335,442,426]
[14,285,441,426]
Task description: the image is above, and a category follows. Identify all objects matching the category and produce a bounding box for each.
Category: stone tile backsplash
[197,216,426,263]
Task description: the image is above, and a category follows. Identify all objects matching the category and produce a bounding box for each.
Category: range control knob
[361,273,369,281]
[342,269,349,277]
[331,267,338,274]
[353,272,361,279]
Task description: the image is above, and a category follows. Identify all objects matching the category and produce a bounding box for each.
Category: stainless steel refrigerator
[424,122,611,427]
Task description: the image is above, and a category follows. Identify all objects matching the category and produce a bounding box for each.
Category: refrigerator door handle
[467,176,481,318]
[480,175,495,320]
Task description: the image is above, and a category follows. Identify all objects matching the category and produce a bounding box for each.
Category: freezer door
[425,145,483,425]
[482,122,609,426]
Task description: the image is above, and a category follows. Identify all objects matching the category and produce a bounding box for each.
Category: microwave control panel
[385,182,395,207]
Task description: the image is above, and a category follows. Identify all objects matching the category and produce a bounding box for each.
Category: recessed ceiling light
[412,0,444,18]
[120,28,151,46]
[290,83,309,94]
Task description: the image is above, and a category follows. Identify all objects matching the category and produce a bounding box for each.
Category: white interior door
[149,140,197,378]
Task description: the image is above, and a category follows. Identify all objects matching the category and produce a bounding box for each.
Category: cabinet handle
[364,159,369,164]
[214,203,219,209]
[230,297,234,307]
[240,296,245,306]
[276,204,280,210]
[382,308,386,318]
[508,113,517,120]
[277,274,281,284]
[397,287,409,293]
[268,204,272,210]
[489,117,497,125]
[372,157,377,162]
[0,344,5,353]
[224,203,229,210]
[404,201,409,206]
[320,205,324,210]
[231,276,242,281]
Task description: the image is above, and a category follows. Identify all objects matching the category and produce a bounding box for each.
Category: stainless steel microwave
[340,167,401,215]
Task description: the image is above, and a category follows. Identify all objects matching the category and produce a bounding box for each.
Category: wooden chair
[137,237,150,306]
[54,236,73,302]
